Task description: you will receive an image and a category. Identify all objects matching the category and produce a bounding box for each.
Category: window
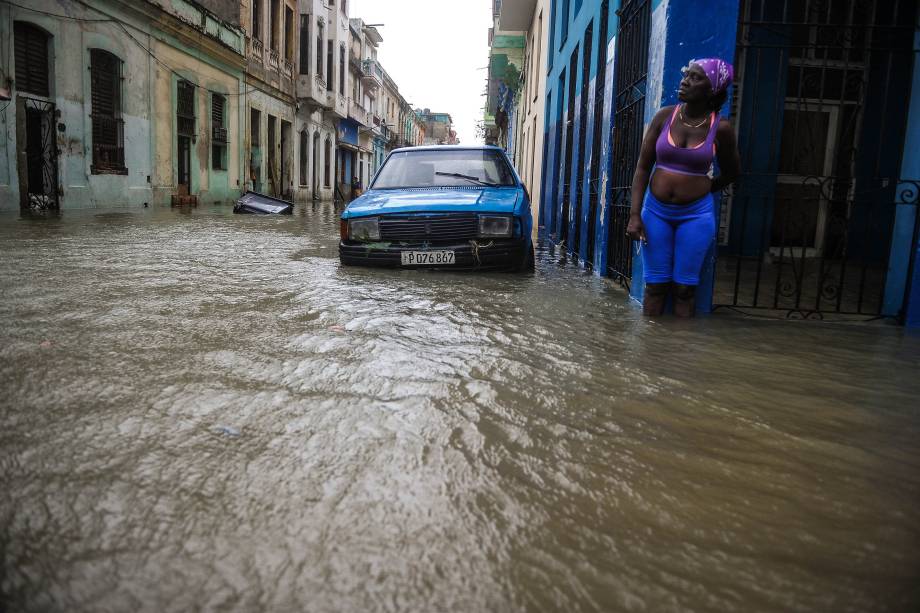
[561,0,570,46]
[284,7,294,62]
[339,45,345,95]
[299,15,309,75]
[533,11,542,101]
[250,108,261,187]
[212,94,227,170]
[372,149,516,189]
[90,49,126,173]
[270,0,280,51]
[14,22,50,97]
[323,137,331,187]
[177,80,195,137]
[299,130,308,186]
[548,1,556,70]
[252,0,262,40]
[316,23,324,78]
[326,40,333,91]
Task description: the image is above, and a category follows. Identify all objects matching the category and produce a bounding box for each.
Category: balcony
[361,59,382,93]
[297,74,332,110]
[349,100,369,126]
[250,37,264,62]
[268,48,280,68]
[498,0,537,30]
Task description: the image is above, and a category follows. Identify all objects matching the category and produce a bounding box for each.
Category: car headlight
[478,215,512,238]
[349,217,380,241]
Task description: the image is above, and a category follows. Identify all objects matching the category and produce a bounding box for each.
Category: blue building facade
[540,0,920,326]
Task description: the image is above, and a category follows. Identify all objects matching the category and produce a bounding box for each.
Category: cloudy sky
[349,0,493,144]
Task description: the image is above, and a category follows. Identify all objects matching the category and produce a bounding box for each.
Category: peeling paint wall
[1,0,246,210]
[0,1,154,209]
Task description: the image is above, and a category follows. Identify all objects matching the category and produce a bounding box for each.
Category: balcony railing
[361,59,382,90]
[268,48,280,68]
[251,38,264,61]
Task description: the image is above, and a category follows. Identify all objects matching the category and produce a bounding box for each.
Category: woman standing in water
[626,59,741,317]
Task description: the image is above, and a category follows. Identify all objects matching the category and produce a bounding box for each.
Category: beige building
[498,0,548,221]
[238,0,299,199]
[291,0,350,201]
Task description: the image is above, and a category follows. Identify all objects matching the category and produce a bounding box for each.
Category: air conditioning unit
[212,126,228,142]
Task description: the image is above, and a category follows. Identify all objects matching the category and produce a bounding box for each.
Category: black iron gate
[716,0,918,319]
[20,96,59,210]
[607,0,651,287]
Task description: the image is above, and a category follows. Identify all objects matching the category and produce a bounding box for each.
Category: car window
[371,150,517,188]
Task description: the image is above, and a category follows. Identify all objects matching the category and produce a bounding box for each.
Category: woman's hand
[626,213,647,244]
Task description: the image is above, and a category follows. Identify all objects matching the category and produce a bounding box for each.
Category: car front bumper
[339,238,529,270]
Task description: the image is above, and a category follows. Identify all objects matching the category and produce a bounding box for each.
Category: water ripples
[1,205,919,612]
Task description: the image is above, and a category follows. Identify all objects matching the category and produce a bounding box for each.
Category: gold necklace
[679,105,709,128]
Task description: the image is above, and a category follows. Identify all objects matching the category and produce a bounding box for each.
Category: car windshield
[371,149,517,189]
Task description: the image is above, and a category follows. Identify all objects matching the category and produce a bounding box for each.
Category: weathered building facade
[1,0,246,210]
[240,0,298,200]
[491,0,549,221]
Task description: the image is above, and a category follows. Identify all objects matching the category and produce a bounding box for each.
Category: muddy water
[1,204,919,613]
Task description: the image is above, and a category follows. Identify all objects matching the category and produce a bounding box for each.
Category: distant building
[417,109,458,145]
[487,0,549,223]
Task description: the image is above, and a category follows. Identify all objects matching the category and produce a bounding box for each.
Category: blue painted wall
[540,0,920,325]
[540,0,617,268]
[629,0,741,312]
[900,29,920,327]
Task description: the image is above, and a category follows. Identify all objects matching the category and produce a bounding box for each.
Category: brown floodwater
[1,204,919,612]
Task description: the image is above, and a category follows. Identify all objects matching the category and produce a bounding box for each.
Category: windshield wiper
[434,172,500,187]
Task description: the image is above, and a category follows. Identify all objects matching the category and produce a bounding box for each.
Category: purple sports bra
[655,105,720,177]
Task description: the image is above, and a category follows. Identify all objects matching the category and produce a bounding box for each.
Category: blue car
[339,146,534,271]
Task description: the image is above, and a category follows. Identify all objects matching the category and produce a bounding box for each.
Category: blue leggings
[641,190,716,285]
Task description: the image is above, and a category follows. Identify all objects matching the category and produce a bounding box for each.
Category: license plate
[401,250,455,266]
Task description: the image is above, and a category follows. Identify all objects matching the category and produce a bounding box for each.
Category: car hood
[343,187,522,218]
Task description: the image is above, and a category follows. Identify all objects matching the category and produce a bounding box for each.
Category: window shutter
[14,22,50,97]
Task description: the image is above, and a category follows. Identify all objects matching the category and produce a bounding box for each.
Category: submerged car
[339,146,534,271]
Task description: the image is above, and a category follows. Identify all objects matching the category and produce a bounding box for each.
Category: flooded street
[1,204,919,612]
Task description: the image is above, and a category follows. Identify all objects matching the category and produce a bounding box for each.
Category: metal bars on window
[177,80,195,138]
[715,0,918,319]
[90,49,125,172]
[607,0,651,287]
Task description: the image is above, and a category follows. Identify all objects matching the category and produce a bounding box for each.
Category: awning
[337,142,371,154]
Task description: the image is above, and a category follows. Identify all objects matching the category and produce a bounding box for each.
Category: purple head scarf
[689,58,734,95]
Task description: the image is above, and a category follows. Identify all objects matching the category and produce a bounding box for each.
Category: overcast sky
[349,0,493,144]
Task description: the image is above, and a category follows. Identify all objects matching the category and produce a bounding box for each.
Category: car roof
[389,145,505,153]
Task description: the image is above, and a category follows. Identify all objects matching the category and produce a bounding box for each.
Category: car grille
[379,215,479,242]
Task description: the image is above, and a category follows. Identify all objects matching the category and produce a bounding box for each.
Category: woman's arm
[711,119,741,193]
[627,107,670,242]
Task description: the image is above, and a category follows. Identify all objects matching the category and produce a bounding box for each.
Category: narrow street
[2,206,919,611]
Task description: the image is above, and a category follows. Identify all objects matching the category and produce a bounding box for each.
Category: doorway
[176,80,195,196]
[716,0,918,318]
[18,97,58,209]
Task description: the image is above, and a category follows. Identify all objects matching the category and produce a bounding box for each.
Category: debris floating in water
[233,191,293,215]
[214,425,241,437]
